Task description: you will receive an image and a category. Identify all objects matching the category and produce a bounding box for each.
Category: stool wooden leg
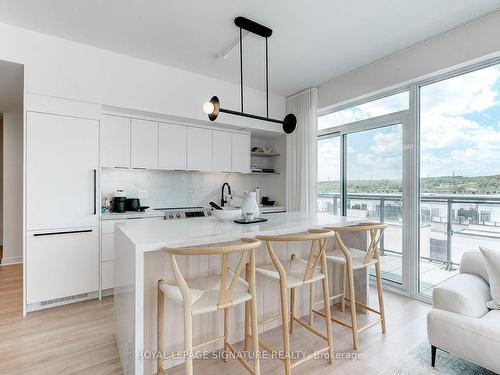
[248,249,261,375]
[375,259,387,334]
[249,284,260,374]
[224,307,230,362]
[321,258,334,364]
[309,283,315,326]
[244,301,250,351]
[183,304,194,375]
[157,281,166,375]
[341,264,346,312]
[290,287,295,333]
[346,264,359,350]
[279,281,292,375]
[244,263,251,351]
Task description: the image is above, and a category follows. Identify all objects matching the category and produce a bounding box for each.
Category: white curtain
[286,88,318,212]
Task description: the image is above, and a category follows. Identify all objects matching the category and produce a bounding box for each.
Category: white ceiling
[0,1,498,96]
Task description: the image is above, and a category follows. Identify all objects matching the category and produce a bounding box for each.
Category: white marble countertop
[118,211,362,252]
[101,211,166,220]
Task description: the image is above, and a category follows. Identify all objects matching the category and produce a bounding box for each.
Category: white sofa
[427,251,500,373]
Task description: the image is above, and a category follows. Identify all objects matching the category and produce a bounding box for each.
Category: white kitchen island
[114,212,367,375]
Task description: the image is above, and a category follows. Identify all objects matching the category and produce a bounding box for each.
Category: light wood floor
[0,264,431,375]
[0,264,121,375]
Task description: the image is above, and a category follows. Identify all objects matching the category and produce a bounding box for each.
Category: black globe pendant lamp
[203,17,297,134]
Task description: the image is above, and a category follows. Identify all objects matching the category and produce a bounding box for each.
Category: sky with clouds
[318,64,500,181]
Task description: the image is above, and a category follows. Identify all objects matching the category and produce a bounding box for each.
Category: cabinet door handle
[34,229,93,237]
[93,169,97,215]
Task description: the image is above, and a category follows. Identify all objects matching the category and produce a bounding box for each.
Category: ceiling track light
[203,16,297,134]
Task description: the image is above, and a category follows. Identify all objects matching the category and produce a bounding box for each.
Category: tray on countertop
[233,218,268,224]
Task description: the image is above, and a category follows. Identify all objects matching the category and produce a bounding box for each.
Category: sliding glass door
[318,103,409,288]
[345,123,404,284]
[418,62,500,296]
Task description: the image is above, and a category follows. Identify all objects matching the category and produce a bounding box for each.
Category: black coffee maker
[112,197,127,213]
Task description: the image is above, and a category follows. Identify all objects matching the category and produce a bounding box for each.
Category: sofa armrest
[433,273,491,318]
[460,251,489,283]
[427,309,500,373]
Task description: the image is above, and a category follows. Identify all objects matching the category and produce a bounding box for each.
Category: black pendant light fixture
[203,17,297,134]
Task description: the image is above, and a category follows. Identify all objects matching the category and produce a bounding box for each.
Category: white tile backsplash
[101,168,285,209]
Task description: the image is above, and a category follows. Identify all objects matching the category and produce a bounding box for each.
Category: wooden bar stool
[253,229,335,375]
[157,238,262,375]
[310,222,388,350]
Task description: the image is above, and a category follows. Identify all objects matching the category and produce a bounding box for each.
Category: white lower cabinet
[101,232,115,262]
[27,228,99,305]
[100,217,163,291]
[101,261,115,290]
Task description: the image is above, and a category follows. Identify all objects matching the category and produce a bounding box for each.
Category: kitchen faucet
[221,183,232,207]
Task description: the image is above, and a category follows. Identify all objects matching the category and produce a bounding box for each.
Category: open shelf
[251,152,280,157]
[248,171,281,175]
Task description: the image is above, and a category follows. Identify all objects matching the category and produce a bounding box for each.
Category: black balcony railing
[317,192,500,270]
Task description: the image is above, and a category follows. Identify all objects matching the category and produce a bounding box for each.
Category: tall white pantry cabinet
[25,100,100,310]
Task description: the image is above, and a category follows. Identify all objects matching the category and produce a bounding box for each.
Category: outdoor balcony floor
[373,253,459,296]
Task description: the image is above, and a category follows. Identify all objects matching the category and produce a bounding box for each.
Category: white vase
[241,191,260,219]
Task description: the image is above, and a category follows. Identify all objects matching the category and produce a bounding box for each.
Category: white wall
[0,22,285,131]
[0,114,3,246]
[318,11,500,109]
[2,111,23,264]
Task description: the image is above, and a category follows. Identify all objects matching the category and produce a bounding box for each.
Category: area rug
[383,343,496,375]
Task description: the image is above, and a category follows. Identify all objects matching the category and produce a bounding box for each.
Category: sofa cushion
[460,251,489,283]
[433,273,491,318]
[480,246,500,310]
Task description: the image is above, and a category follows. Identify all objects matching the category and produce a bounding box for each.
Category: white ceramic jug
[241,191,260,219]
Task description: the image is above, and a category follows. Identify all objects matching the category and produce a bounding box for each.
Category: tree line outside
[318,175,500,195]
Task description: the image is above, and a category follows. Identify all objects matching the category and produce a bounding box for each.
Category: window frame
[318,89,410,132]
[317,55,500,303]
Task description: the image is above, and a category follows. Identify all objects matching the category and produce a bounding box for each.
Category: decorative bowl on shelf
[262,147,273,153]
[212,208,243,221]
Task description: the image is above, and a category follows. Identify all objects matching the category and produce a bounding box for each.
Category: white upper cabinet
[187,127,212,171]
[212,130,232,172]
[101,115,130,168]
[26,112,99,230]
[159,122,187,170]
[131,119,159,169]
[100,113,251,174]
[231,133,251,173]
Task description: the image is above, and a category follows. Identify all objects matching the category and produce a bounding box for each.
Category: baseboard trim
[1,256,23,265]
